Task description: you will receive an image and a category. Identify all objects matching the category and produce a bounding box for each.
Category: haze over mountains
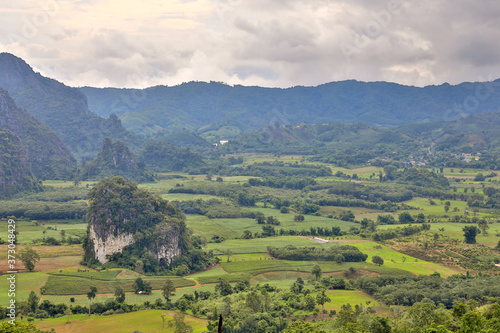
[80,78,500,140]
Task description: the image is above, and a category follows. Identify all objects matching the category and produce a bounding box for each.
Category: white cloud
[1,0,499,88]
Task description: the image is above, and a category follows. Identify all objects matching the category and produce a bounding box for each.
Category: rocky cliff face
[88,222,182,265]
[85,176,186,266]
[88,224,134,264]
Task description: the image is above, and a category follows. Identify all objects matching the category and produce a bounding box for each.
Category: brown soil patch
[0,255,82,272]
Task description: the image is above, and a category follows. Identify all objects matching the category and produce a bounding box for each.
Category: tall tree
[87,286,97,316]
[463,226,480,244]
[19,246,40,272]
[477,219,489,235]
[311,265,322,281]
[114,287,125,303]
[224,249,233,262]
[316,289,331,317]
[372,255,384,266]
[162,279,176,303]
[27,291,39,312]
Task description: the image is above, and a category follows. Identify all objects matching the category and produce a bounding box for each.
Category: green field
[191,210,357,241]
[35,309,208,333]
[378,221,500,247]
[0,220,88,245]
[220,257,410,276]
[250,271,314,288]
[329,166,384,179]
[42,275,196,295]
[205,236,342,254]
[321,290,379,312]
[400,197,474,217]
[350,241,461,277]
[0,272,47,307]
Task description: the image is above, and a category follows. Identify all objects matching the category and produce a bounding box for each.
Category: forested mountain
[80,79,500,139]
[0,87,76,179]
[398,110,500,152]
[80,138,154,183]
[0,53,143,160]
[0,130,41,198]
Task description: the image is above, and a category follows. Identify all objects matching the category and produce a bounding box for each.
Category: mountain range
[0,53,143,160]
[80,78,500,140]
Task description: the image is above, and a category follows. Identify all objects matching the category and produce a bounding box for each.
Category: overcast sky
[1,0,499,88]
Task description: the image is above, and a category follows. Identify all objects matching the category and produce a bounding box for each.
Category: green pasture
[321,290,378,312]
[204,236,341,254]
[0,219,88,245]
[238,154,304,166]
[162,193,227,201]
[400,197,480,217]
[0,272,48,307]
[220,258,410,277]
[49,269,121,280]
[42,275,196,295]
[186,208,357,240]
[329,166,383,179]
[350,241,461,277]
[196,273,251,285]
[185,215,241,240]
[250,271,314,288]
[377,221,500,247]
[188,265,229,277]
[41,283,218,307]
[35,309,208,333]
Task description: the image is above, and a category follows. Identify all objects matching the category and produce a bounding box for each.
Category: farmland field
[35,309,208,333]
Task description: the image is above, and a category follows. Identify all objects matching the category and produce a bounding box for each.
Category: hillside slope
[0,53,143,160]
[0,87,76,179]
[0,129,41,198]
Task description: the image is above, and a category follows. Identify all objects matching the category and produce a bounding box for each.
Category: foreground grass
[35,309,208,333]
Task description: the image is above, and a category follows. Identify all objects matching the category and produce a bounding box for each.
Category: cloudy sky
[1,0,499,88]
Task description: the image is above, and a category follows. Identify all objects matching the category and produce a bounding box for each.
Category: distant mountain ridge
[80,79,500,140]
[0,87,76,179]
[0,53,143,160]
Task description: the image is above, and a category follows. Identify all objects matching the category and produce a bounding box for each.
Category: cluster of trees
[357,273,500,309]
[382,166,450,189]
[326,182,414,203]
[172,198,255,219]
[372,223,431,241]
[138,141,204,172]
[239,225,343,240]
[248,176,317,190]
[0,200,87,220]
[267,245,368,262]
[375,212,426,225]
